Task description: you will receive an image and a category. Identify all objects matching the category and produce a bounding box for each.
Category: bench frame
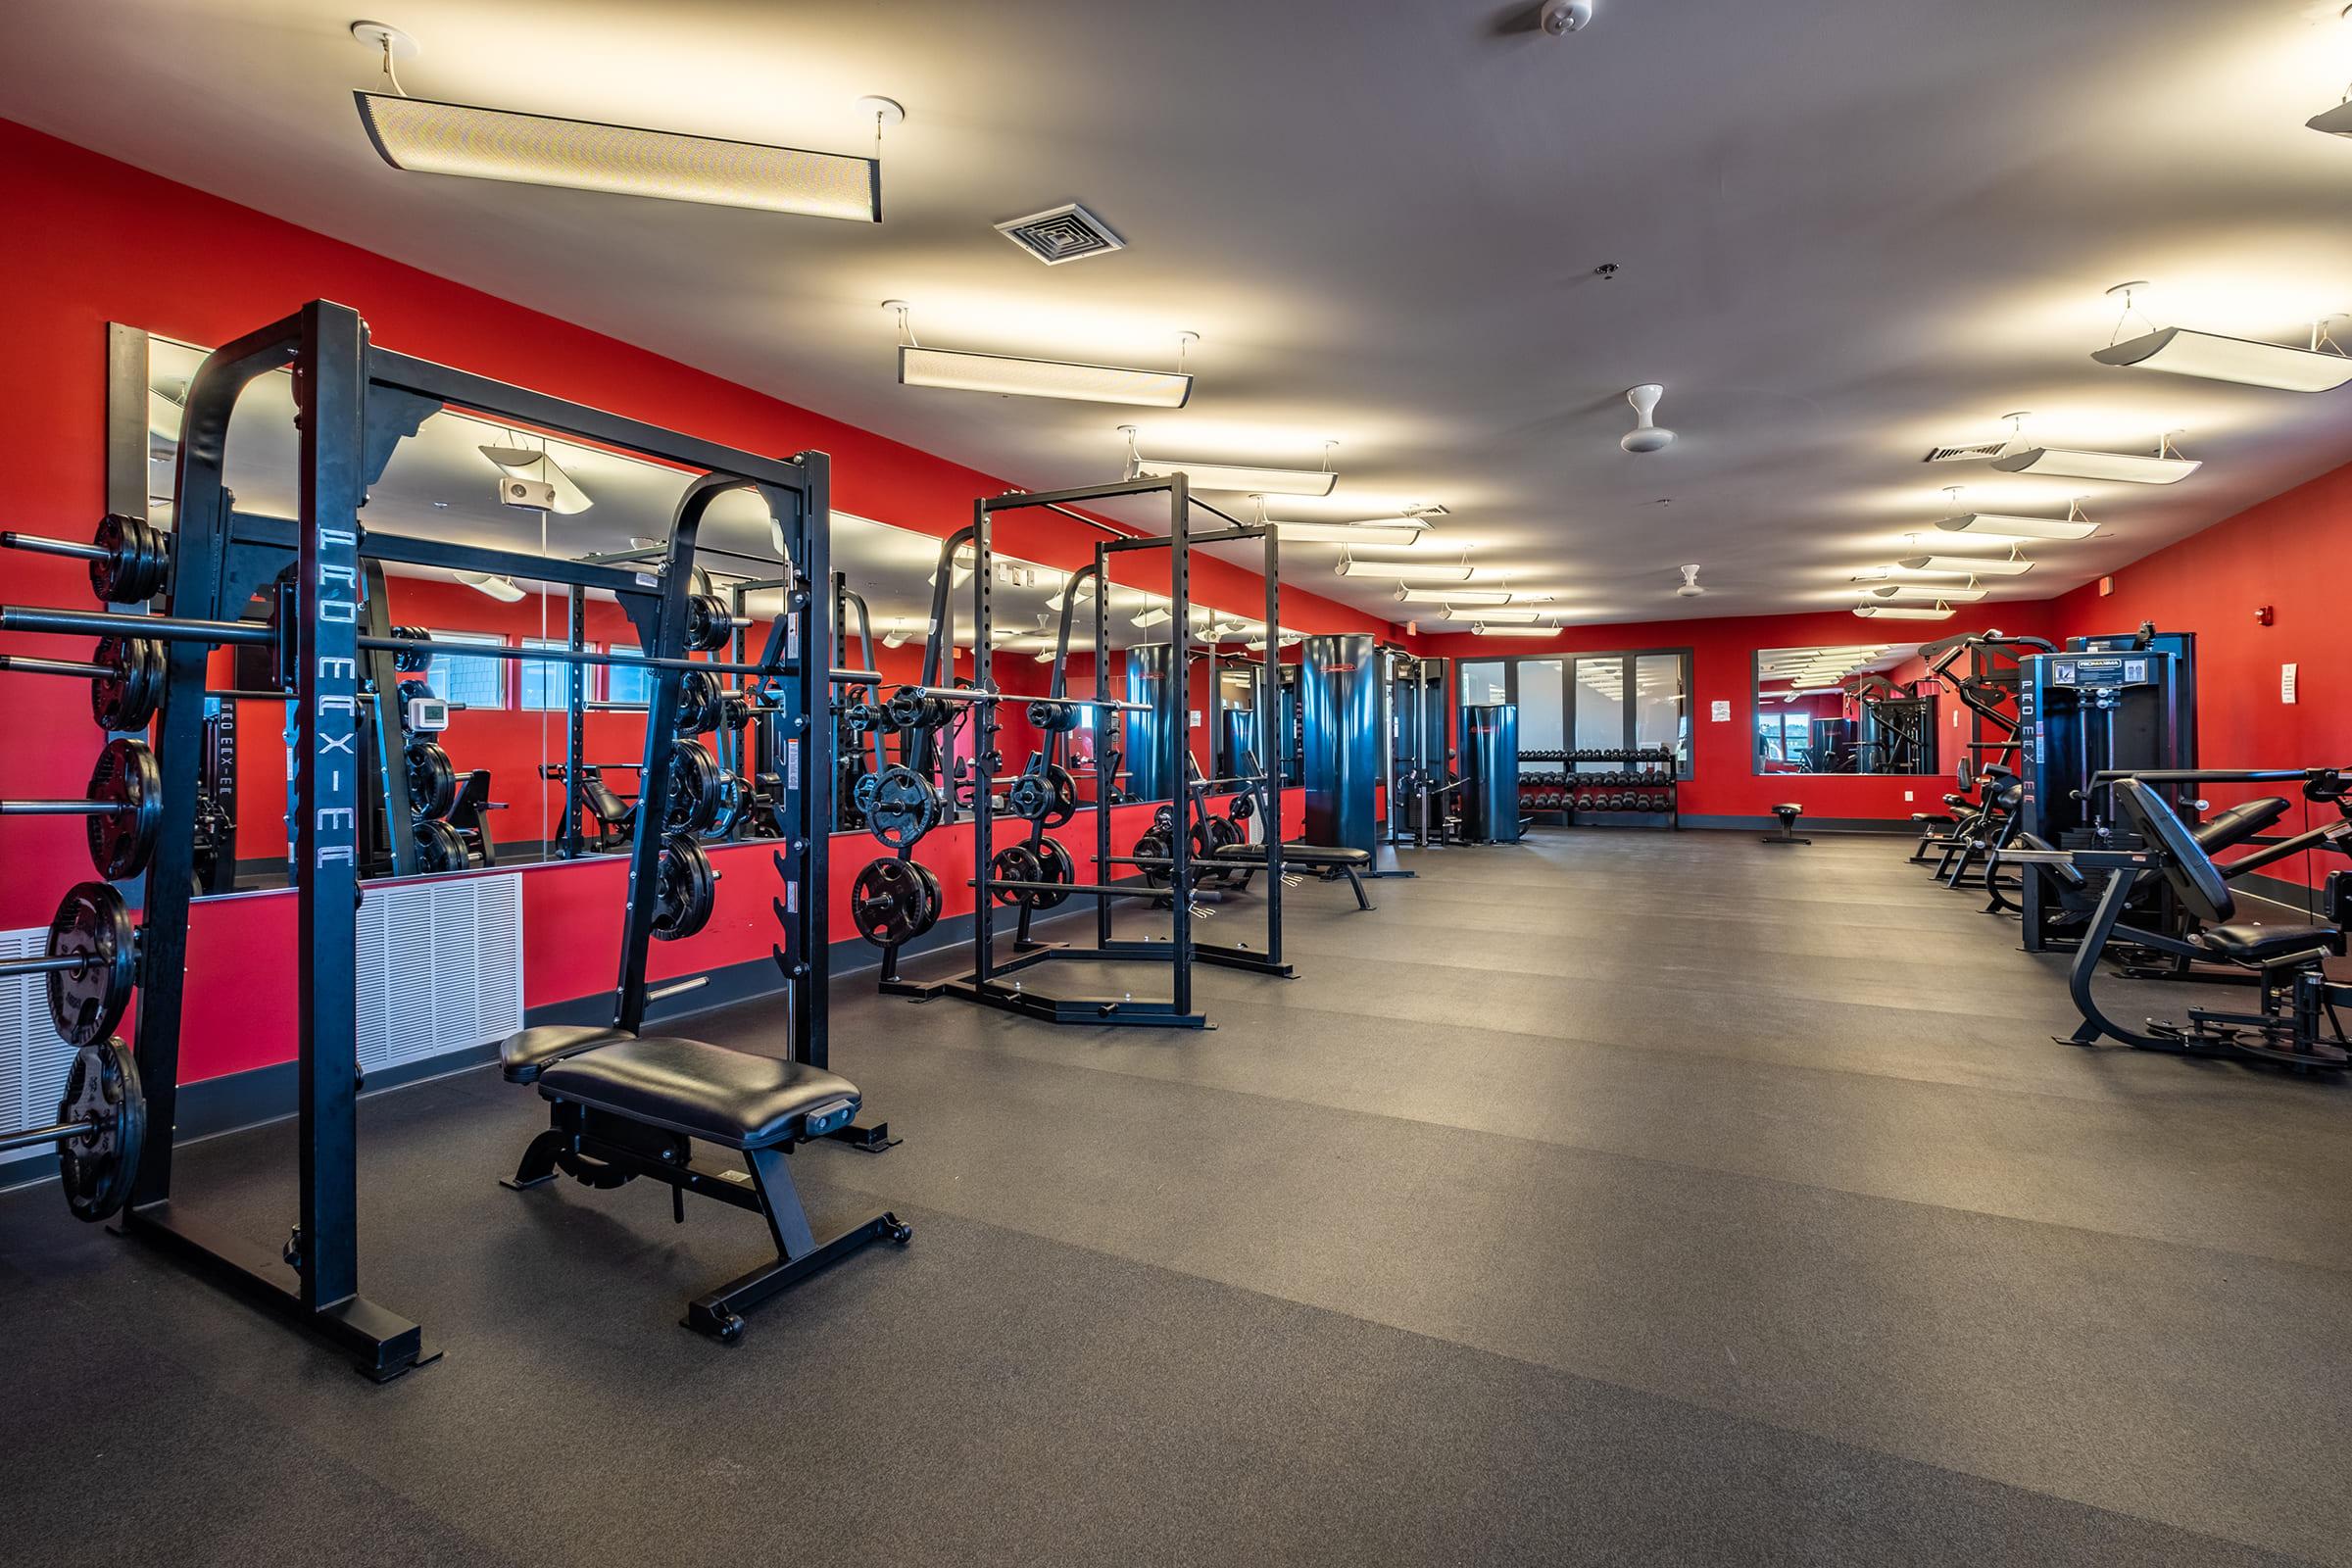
[505,1100,908,1342]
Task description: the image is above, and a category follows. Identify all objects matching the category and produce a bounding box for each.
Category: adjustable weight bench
[498,1029,908,1342]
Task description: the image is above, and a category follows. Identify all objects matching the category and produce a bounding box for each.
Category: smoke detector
[1675,564,1705,599]
[1622,384,1676,454]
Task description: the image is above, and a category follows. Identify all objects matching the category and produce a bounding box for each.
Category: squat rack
[0,299,867,1378]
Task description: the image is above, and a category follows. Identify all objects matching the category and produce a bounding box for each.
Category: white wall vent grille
[1,924,74,1167]
[357,873,523,1076]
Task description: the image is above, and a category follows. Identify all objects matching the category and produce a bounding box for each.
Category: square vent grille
[996,203,1125,266]
[1922,438,2011,463]
[357,871,523,1076]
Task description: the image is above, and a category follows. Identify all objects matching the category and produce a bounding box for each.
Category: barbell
[0,1037,145,1222]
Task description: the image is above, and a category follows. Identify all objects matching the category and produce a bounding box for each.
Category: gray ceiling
[11,0,2351,627]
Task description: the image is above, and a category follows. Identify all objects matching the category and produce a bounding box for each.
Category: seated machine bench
[500,1029,908,1342]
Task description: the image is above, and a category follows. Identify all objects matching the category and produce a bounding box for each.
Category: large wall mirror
[120,327,1280,897]
[1753,644,1938,775]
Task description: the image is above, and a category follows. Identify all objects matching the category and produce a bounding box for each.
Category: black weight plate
[57,1036,143,1223]
[1152,805,1176,833]
[664,739,722,835]
[851,857,930,946]
[864,764,940,850]
[675,668,722,734]
[1228,792,1255,823]
[1134,830,1173,888]
[852,770,883,817]
[1039,763,1077,829]
[89,635,160,733]
[989,843,1046,907]
[46,882,136,1050]
[407,741,457,820]
[1027,699,1079,733]
[653,835,717,941]
[389,626,432,673]
[90,514,153,604]
[415,817,468,873]
[1032,838,1073,910]
[885,686,945,732]
[685,592,733,652]
[1004,772,1053,821]
[85,738,161,880]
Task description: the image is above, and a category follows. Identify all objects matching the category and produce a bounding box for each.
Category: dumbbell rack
[1517,748,1680,830]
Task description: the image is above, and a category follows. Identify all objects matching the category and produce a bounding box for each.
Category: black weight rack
[1516,748,1681,830]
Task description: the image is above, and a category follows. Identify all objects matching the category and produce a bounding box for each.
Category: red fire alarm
[2255,605,2275,627]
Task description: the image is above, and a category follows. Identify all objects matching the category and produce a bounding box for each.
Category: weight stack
[1460,703,1521,844]
[1302,633,1379,852]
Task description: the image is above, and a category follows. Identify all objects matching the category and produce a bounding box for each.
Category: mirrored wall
[1752,643,1937,774]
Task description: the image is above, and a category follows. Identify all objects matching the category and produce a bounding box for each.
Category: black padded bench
[500,1031,908,1342]
[1208,841,1376,909]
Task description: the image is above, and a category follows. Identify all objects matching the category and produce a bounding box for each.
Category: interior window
[423,630,509,711]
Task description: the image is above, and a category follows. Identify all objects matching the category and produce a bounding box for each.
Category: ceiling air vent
[996,203,1125,266]
[1922,437,2010,463]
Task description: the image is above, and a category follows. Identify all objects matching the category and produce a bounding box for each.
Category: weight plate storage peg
[54,1036,145,1222]
[653,835,718,940]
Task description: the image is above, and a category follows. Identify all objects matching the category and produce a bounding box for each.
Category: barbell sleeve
[0,952,99,979]
[0,604,272,644]
[0,1115,99,1156]
[0,800,112,815]
[0,654,115,679]
[1,531,112,564]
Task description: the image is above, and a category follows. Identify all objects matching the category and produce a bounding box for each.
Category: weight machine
[0,299,887,1374]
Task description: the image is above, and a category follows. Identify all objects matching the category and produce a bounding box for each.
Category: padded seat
[537,1038,859,1151]
[2197,922,2341,965]
[501,1024,634,1084]
[2193,797,2289,854]
[1271,842,1373,868]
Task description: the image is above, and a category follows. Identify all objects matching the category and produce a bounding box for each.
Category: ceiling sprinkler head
[1675,564,1705,599]
[1622,384,1676,454]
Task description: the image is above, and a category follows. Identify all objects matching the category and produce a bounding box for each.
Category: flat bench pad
[502,1024,635,1083]
[1273,842,1372,868]
[538,1038,859,1151]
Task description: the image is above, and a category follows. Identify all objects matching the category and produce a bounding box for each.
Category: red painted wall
[2045,462,2352,887]
[0,119,1391,1083]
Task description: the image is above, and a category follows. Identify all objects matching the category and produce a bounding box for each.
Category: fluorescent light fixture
[1439,606,1553,623]
[479,445,592,514]
[1272,522,1427,548]
[1046,576,1096,611]
[1032,647,1056,663]
[1131,606,1171,629]
[1869,584,1984,604]
[1854,603,1955,621]
[880,623,914,649]
[1337,560,1473,584]
[900,344,1193,406]
[1122,427,1338,496]
[928,546,975,589]
[353,92,884,221]
[1852,565,1970,583]
[1393,587,1548,607]
[1990,435,2198,485]
[1899,553,2031,576]
[2315,99,2352,136]
[1469,624,1559,638]
[456,570,525,603]
[1245,631,1304,653]
[2094,324,2352,393]
[1936,500,2096,541]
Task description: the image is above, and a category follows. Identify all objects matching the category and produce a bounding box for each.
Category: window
[605,636,654,708]
[422,630,508,710]
[520,638,586,711]
[1516,659,1564,775]
[1756,711,1812,769]
[1459,660,1507,710]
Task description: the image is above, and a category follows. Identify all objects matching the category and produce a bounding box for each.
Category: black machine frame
[5,299,866,1378]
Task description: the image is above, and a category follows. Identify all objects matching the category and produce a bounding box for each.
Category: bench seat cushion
[537,1037,859,1151]
[2197,922,2340,966]
[2192,797,2289,855]
[1272,842,1372,868]
[501,1024,634,1084]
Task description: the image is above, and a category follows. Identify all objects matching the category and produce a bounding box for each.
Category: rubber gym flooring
[5,827,2350,1566]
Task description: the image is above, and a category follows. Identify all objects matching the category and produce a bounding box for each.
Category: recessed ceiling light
[1120,427,1339,496]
